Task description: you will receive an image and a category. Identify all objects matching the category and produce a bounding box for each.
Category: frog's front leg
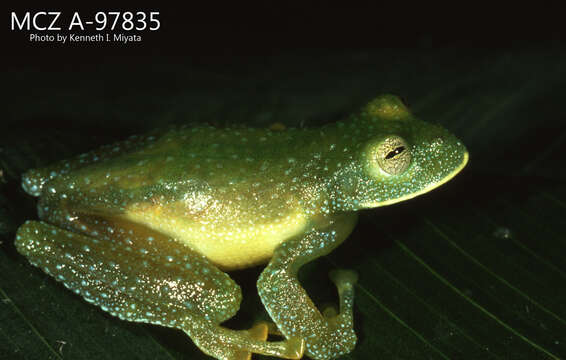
[15,221,304,360]
[257,213,359,360]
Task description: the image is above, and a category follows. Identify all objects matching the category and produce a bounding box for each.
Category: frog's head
[329,95,468,210]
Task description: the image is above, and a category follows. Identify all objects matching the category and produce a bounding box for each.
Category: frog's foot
[245,322,270,341]
[244,321,285,339]
[264,321,285,337]
[183,318,305,360]
[227,323,269,360]
[257,214,359,360]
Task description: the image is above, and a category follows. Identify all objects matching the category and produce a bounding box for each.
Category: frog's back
[24,124,333,195]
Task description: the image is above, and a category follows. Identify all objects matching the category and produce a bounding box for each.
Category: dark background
[2,3,566,360]
[5,3,566,63]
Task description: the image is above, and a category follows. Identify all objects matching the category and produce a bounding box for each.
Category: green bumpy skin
[15,95,468,360]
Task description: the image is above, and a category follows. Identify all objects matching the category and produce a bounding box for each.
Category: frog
[15,95,468,360]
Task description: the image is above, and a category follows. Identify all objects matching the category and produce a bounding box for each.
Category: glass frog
[15,95,468,360]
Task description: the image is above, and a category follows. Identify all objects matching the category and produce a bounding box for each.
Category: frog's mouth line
[363,151,469,208]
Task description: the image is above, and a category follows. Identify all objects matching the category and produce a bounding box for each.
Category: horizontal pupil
[385,146,405,160]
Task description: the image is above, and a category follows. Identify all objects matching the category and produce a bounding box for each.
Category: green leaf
[1,49,565,359]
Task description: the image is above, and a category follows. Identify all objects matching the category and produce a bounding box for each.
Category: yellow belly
[122,203,308,270]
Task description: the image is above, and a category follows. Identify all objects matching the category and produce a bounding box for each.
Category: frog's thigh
[15,221,304,360]
[15,220,240,324]
[258,213,359,360]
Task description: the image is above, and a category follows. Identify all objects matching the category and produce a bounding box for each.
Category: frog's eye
[376,136,411,175]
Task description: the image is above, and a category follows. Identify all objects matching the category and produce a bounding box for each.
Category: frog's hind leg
[257,213,359,360]
[15,220,304,360]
